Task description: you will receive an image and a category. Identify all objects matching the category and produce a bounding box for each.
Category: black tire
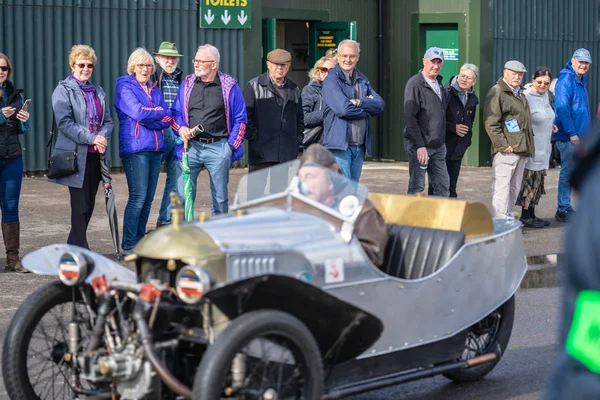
[193,309,324,399]
[443,295,515,382]
[2,280,96,400]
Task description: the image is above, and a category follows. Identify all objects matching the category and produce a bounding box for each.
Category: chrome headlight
[58,251,89,286]
[175,265,214,304]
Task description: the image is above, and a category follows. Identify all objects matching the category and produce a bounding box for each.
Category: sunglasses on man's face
[76,63,95,69]
[0,66,9,72]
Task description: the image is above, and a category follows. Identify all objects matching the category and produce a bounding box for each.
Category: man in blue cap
[553,48,592,223]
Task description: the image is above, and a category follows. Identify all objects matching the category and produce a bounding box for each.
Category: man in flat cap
[243,48,304,197]
[152,41,184,228]
[484,60,534,219]
[321,39,384,182]
[403,46,449,196]
[552,48,592,223]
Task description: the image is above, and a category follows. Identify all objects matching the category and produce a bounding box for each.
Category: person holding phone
[51,45,113,250]
[0,53,30,272]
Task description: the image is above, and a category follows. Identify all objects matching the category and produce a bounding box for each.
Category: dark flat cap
[267,49,292,64]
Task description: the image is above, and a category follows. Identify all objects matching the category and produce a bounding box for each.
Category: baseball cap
[504,60,527,73]
[572,48,592,63]
[424,47,444,61]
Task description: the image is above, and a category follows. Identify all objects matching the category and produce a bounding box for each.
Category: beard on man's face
[157,59,178,74]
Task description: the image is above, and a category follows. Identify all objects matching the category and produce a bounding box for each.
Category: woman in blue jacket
[114,48,172,254]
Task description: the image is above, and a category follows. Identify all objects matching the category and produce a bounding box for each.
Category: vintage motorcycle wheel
[443,295,515,382]
[2,280,100,400]
[193,309,324,399]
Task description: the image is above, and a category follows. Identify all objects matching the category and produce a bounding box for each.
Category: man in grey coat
[403,47,450,196]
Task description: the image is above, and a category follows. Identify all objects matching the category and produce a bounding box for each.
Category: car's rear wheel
[443,295,515,382]
[193,309,324,399]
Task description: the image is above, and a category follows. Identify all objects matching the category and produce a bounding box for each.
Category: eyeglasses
[458,73,475,81]
[193,59,216,65]
[136,64,153,70]
[535,80,550,86]
[75,63,95,69]
[318,67,331,73]
[0,66,9,72]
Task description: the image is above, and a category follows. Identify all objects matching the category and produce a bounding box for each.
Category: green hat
[153,42,183,57]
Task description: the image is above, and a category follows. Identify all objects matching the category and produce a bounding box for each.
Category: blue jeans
[556,140,575,213]
[176,139,232,215]
[405,143,450,197]
[122,151,162,250]
[157,128,177,225]
[0,157,23,223]
[331,145,365,182]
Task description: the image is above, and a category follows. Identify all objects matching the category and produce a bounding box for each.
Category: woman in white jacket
[517,68,558,228]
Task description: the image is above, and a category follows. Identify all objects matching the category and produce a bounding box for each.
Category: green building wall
[383,0,494,166]
[1,0,244,172]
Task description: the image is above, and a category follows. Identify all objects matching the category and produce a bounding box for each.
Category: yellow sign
[205,0,247,6]
[318,33,336,48]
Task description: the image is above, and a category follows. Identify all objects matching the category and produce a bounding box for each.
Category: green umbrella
[182,140,194,221]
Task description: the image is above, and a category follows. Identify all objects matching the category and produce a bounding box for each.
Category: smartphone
[21,99,32,112]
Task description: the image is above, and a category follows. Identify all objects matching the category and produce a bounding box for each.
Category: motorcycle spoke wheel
[2,281,104,400]
[193,310,323,400]
[224,336,308,399]
[27,299,94,399]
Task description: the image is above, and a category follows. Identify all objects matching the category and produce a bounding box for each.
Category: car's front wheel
[443,295,515,382]
[193,309,324,399]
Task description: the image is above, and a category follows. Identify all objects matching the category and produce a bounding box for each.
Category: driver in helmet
[298,144,389,268]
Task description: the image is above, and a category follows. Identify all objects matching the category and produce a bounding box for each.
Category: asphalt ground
[0,162,568,399]
[9,161,566,261]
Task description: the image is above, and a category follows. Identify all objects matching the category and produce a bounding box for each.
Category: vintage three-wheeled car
[2,161,526,399]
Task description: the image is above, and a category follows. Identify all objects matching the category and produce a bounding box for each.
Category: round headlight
[176,266,214,304]
[58,251,89,286]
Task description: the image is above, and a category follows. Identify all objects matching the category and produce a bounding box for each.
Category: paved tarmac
[0,162,568,399]
[11,161,566,261]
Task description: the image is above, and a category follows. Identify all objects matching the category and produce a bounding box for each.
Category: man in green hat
[152,41,184,228]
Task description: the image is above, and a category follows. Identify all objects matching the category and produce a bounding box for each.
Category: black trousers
[68,153,101,248]
[446,159,462,198]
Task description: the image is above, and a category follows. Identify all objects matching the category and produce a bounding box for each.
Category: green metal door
[424,24,459,84]
[309,21,357,66]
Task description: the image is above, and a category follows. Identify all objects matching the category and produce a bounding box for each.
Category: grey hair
[459,63,479,80]
[127,48,155,74]
[197,44,220,64]
[338,39,361,54]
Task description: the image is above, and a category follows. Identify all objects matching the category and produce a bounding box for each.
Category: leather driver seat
[382,224,466,280]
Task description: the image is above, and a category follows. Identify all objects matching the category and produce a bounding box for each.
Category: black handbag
[47,115,78,179]
[302,96,324,148]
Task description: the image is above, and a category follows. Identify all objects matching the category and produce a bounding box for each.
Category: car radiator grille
[230,257,276,279]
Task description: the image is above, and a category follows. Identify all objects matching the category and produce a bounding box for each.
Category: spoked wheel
[193,309,323,400]
[444,295,515,382]
[2,280,102,399]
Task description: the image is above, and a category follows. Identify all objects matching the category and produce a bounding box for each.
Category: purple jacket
[114,74,172,158]
[172,71,247,162]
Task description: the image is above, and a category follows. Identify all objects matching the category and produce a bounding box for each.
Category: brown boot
[2,222,26,272]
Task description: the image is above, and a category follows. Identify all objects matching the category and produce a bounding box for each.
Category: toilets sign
[200,0,252,29]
